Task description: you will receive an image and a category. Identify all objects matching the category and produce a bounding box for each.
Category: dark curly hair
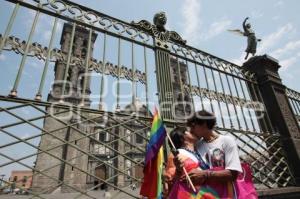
[169,127,187,149]
[187,110,216,130]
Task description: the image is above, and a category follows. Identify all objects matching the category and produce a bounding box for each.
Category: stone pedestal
[243,55,300,185]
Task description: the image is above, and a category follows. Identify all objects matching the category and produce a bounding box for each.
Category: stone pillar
[243,54,300,185]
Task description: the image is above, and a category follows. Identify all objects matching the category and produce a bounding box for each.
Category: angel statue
[228,17,261,60]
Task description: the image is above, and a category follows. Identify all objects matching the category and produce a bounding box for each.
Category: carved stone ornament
[131,12,186,45]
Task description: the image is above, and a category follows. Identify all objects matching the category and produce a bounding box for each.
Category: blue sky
[69,0,300,91]
[0,0,299,180]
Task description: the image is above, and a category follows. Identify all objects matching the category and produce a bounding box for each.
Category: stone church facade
[31,23,190,193]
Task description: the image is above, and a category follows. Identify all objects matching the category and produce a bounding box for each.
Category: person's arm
[185,136,242,185]
[243,17,249,33]
[163,154,176,197]
[185,169,238,185]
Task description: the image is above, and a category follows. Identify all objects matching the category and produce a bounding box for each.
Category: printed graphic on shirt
[211,148,225,167]
[205,148,225,168]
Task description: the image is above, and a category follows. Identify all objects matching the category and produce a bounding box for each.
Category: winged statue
[228,17,261,60]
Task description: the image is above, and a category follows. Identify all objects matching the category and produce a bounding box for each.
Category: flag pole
[165,127,196,192]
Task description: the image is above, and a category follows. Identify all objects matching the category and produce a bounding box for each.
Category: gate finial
[132,12,186,45]
[153,11,167,32]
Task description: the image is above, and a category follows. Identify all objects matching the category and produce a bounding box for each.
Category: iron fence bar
[249,140,291,175]
[0,107,142,182]
[0,111,105,150]
[0,120,142,198]
[218,72,234,128]
[239,157,275,188]
[109,180,143,199]
[155,50,165,118]
[183,56,195,112]
[76,153,145,196]
[143,45,149,115]
[295,100,300,115]
[0,109,72,148]
[202,65,214,112]
[176,57,187,115]
[224,73,241,129]
[253,83,274,133]
[238,79,256,132]
[131,41,136,103]
[210,68,225,128]
[231,76,249,131]
[99,32,107,110]
[0,95,154,121]
[291,99,299,115]
[30,105,147,155]
[219,131,289,187]
[290,99,300,115]
[75,113,148,164]
[294,100,300,115]
[0,178,46,199]
[29,182,65,199]
[0,122,147,187]
[49,107,147,153]
[247,81,272,133]
[161,51,170,119]
[169,51,257,84]
[220,130,291,173]
[0,0,20,54]
[222,138,275,187]
[0,102,29,113]
[165,51,175,119]
[5,0,154,50]
[0,94,272,135]
[60,22,76,102]
[80,28,93,106]
[9,5,41,97]
[193,62,204,110]
[116,36,121,110]
[0,142,98,198]
[35,16,59,100]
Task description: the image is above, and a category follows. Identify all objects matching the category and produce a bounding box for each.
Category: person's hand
[180,168,207,186]
[173,153,185,177]
[162,182,169,199]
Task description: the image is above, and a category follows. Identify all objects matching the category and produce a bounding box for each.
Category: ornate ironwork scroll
[0,34,146,84]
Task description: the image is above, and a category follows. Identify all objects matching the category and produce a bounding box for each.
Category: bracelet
[203,171,209,184]
[208,171,214,178]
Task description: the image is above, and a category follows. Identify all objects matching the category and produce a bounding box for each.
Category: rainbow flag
[140,108,166,199]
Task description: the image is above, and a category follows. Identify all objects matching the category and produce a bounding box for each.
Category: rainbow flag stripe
[140,108,166,199]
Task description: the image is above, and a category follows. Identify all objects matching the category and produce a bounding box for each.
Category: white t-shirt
[177,148,198,162]
[196,134,242,173]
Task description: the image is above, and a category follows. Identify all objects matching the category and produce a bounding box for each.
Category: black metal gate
[0,0,298,198]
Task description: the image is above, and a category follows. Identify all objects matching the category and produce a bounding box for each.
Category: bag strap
[195,150,210,170]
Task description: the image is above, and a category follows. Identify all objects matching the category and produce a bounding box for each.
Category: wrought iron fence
[287,88,300,126]
[0,0,297,198]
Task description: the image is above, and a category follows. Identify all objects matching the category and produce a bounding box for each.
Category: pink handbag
[234,163,258,199]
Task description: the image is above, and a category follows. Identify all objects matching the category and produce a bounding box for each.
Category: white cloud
[270,40,300,58]
[272,16,280,21]
[180,0,231,44]
[181,0,201,44]
[257,23,294,54]
[251,10,263,19]
[0,54,6,61]
[202,18,232,40]
[280,56,299,71]
[274,0,284,7]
